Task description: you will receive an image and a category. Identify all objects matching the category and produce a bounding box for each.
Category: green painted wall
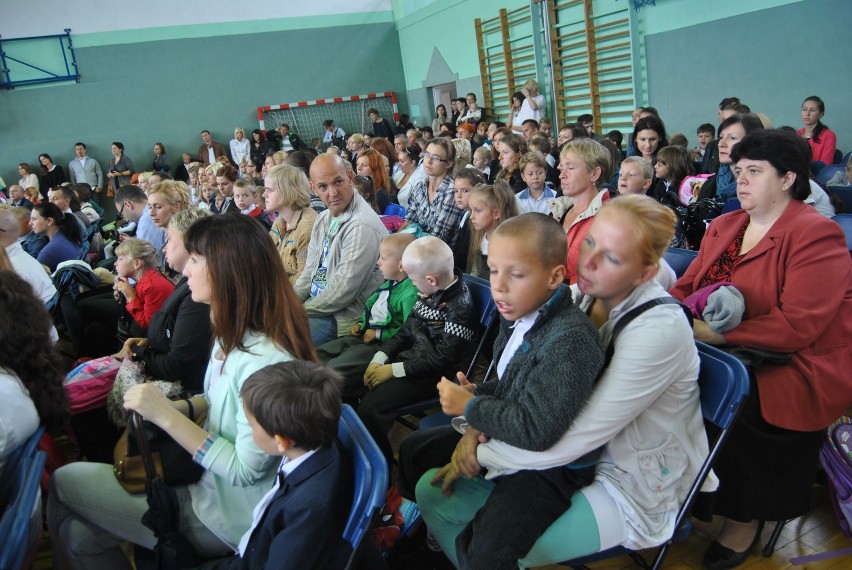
[0,21,407,187]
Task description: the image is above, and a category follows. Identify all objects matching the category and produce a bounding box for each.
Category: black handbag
[720,346,791,369]
[114,410,205,494]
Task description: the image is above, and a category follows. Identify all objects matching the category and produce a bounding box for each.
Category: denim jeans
[309,315,338,346]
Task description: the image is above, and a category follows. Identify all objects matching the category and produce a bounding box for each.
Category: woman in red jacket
[670,129,852,570]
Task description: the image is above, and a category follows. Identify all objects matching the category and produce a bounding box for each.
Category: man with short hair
[197,130,228,164]
[322,120,346,147]
[576,114,603,141]
[521,119,540,142]
[8,185,33,210]
[275,123,305,152]
[113,184,164,251]
[368,109,394,142]
[295,154,387,346]
[0,209,57,306]
[68,142,104,203]
[47,187,90,233]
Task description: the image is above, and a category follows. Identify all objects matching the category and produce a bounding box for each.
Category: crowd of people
[0,83,851,570]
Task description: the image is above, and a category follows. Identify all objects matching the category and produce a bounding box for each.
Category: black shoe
[702,520,765,570]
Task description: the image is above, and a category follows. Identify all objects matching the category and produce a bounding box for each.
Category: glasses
[420,152,449,163]
[117,201,127,219]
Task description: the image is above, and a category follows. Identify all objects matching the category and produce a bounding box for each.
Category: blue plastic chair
[561,342,750,570]
[828,186,852,214]
[395,274,498,430]
[832,214,852,253]
[842,151,852,166]
[817,164,845,186]
[663,247,698,279]
[339,404,388,569]
[0,450,47,570]
[0,426,44,508]
[383,203,407,218]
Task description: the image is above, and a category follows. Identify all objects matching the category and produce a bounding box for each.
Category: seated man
[0,209,57,306]
[294,154,387,346]
[317,232,418,402]
[358,237,478,469]
[114,184,165,253]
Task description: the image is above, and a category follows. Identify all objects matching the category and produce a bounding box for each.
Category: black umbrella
[131,412,203,570]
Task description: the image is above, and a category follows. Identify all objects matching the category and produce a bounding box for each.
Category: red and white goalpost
[257,91,399,145]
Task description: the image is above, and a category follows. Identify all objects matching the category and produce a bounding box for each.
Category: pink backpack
[63,357,122,414]
[678,174,713,206]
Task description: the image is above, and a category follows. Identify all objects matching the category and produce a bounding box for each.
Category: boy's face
[233,187,255,211]
[617,162,650,195]
[521,163,546,193]
[697,131,713,149]
[454,178,474,211]
[377,242,405,281]
[244,406,282,456]
[488,234,565,321]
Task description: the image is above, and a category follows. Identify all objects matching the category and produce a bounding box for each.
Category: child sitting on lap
[358,236,478,469]
[432,213,605,570]
[202,360,352,570]
[317,232,419,402]
[232,179,271,230]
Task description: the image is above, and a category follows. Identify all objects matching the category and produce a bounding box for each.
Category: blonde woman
[230,126,250,166]
[263,164,318,284]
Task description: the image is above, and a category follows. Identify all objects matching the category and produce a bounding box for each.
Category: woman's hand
[124,384,177,427]
[114,277,136,302]
[693,320,726,345]
[112,337,147,359]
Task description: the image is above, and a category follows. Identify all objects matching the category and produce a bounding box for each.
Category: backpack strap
[604,297,693,368]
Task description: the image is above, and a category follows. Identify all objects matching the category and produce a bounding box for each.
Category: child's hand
[430,428,482,496]
[350,323,362,336]
[363,329,378,344]
[437,373,475,416]
[113,277,136,302]
[364,364,394,389]
[363,362,380,385]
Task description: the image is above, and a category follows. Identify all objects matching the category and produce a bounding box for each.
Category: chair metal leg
[762,519,787,557]
[627,550,652,569]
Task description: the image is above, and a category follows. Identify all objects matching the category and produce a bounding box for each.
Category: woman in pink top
[796,95,836,164]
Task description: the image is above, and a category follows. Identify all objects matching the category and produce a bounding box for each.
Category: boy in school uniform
[358,236,479,469]
[202,361,352,570]
[515,152,557,215]
[419,213,605,569]
[317,232,419,401]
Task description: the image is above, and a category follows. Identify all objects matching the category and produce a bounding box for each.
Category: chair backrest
[382,203,407,218]
[834,149,843,165]
[818,164,845,186]
[663,247,698,279]
[696,343,751,429]
[0,450,46,570]
[0,427,45,507]
[829,186,852,214]
[843,151,852,167]
[832,214,852,253]
[462,273,498,331]
[338,404,388,568]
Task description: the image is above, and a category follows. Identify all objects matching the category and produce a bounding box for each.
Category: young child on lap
[317,232,418,402]
[433,213,605,570]
[202,360,352,570]
[358,236,478,468]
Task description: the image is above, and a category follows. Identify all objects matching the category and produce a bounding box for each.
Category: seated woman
[48,214,318,568]
[402,195,707,568]
[628,115,668,168]
[671,129,852,570]
[30,202,84,272]
[0,269,70,469]
[114,208,213,394]
[356,149,392,212]
[394,144,424,210]
[494,134,528,193]
[264,164,318,284]
[549,138,611,284]
[797,95,836,165]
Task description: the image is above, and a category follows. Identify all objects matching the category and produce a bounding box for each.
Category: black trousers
[397,425,462,501]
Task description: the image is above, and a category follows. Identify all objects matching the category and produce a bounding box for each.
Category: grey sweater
[466,285,604,465]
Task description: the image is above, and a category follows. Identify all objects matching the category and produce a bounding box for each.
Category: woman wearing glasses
[402,139,465,248]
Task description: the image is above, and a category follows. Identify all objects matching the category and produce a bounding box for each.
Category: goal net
[257,91,399,146]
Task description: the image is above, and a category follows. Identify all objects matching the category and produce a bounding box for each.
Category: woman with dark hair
[30,202,83,271]
[432,104,449,133]
[629,116,668,163]
[107,142,134,195]
[39,153,67,198]
[671,129,852,570]
[797,95,836,165]
[395,144,423,209]
[696,113,765,203]
[0,270,70,469]
[403,138,465,247]
[507,91,525,134]
[18,162,40,194]
[495,133,529,193]
[249,129,272,171]
[151,142,170,173]
[48,214,318,568]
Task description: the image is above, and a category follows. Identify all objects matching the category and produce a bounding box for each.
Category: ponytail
[58,212,84,246]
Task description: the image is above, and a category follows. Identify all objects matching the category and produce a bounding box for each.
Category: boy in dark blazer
[203,361,352,570]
